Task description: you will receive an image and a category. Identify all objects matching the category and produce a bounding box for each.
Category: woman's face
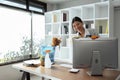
[72,21,83,32]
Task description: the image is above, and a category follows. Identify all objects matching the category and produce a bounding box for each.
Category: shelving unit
[45,1,112,63]
[95,19,108,37]
[82,4,94,20]
[95,1,109,19]
[52,10,61,23]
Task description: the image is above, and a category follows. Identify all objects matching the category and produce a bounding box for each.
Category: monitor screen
[72,38,118,71]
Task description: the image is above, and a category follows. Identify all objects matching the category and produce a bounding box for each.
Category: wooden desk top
[12,62,120,80]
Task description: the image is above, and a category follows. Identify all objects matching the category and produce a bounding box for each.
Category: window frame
[0,0,47,15]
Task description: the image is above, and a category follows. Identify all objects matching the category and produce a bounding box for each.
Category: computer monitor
[72,37,118,76]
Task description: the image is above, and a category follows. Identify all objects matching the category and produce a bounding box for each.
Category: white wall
[47,4,56,11]
[0,64,22,80]
[114,7,120,69]
[47,3,61,11]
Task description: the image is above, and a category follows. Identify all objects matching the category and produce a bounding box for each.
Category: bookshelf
[45,1,112,63]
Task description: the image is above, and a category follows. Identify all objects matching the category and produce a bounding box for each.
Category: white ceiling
[37,0,73,4]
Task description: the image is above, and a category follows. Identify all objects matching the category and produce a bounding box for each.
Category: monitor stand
[87,51,103,76]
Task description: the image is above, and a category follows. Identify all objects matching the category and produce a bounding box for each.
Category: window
[32,13,45,58]
[0,6,45,65]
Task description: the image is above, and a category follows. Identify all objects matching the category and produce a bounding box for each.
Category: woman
[72,16,99,39]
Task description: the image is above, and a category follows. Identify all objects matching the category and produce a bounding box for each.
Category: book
[63,13,67,21]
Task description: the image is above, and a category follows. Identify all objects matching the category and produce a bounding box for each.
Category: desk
[12,62,120,80]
